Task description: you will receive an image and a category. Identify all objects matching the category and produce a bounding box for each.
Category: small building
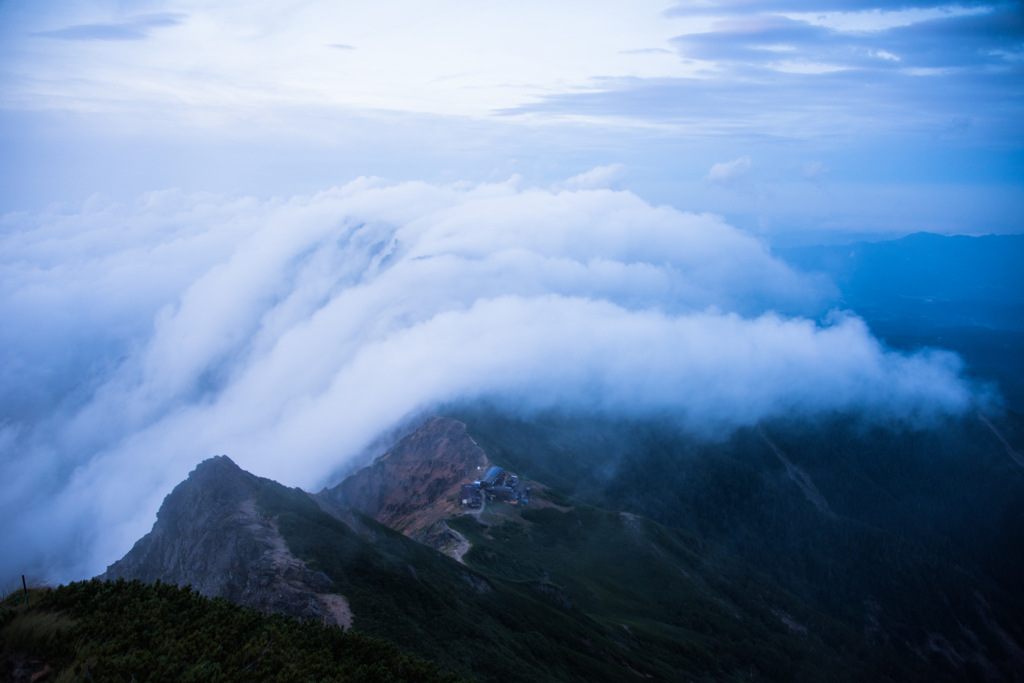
[461,484,482,508]
[481,466,504,488]
[489,486,515,502]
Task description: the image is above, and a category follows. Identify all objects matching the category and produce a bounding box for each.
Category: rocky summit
[100,455,352,628]
[319,417,490,536]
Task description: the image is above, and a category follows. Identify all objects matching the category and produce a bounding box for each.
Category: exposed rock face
[101,419,486,626]
[319,417,488,536]
[100,456,352,628]
[411,519,473,564]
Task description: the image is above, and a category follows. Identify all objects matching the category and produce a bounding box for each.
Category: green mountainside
[258,477,901,683]
[7,409,1023,682]
[0,579,464,683]
[450,407,1024,681]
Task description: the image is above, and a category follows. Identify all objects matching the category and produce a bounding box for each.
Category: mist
[0,175,977,582]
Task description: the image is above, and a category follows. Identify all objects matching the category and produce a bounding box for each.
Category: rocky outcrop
[100,456,352,628]
[101,419,488,626]
[319,417,488,536]
[411,519,473,564]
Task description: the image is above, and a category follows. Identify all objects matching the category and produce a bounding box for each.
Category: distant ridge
[775,231,1024,411]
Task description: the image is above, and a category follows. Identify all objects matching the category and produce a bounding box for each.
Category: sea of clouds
[0,173,975,581]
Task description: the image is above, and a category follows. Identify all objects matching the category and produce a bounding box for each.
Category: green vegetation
[450,406,1024,682]
[256,481,660,683]
[257,477,910,682]
[449,502,911,682]
[0,579,464,683]
[8,407,1021,682]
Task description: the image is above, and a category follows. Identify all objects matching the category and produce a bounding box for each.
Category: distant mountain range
[775,232,1024,411]
[102,409,1024,682]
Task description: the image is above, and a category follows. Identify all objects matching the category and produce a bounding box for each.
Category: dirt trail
[468,493,486,518]
[438,495,483,563]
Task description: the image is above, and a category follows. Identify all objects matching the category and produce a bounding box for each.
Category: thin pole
[22,575,27,604]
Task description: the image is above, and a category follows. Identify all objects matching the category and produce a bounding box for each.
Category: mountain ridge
[101,454,353,628]
[318,417,490,538]
[95,408,1024,682]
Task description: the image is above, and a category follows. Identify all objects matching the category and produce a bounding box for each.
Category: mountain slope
[1,580,465,683]
[319,417,490,536]
[255,464,907,682]
[452,406,1024,681]
[101,455,352,627]
[98,421,926,683]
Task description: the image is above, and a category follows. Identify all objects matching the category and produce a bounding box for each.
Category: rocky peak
[154,455,260,535]
[319,417,489,536]
[100,455,352,628]
[100,418,489,627]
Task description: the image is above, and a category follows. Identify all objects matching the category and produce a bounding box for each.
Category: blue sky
[0,0,1019,581]
[1,0,1021,240]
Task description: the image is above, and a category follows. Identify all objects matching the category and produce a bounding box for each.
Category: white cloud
[0,173,975,582]
[801,161,830,181]
[872,50,900,62]
[783,5,992,34]
[706,156,752,186]
[2,0,705,120]
[556,164,625,191]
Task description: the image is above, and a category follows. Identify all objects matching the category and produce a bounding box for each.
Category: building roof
[482,466,504,485]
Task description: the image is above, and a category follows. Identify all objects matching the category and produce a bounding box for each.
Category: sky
[0,0,1020,582]
[1,0,1021,238]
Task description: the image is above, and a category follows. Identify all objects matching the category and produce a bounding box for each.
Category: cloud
[706,156,753,185]
[801,161,830,180]
[504,2,1023,147]
[872,50,900,61]
[34,13,185,41]
[664,1,997,18]
[619,48,674,55]
[666,3,1019,72]
[556,164,625,191]
[0,175,976,583]
[328,44,356,50]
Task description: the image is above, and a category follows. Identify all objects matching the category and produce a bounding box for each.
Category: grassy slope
[450,407,1024,681]
[257,482,658,683]
[0,580,464,683]
[258,474,905,682]
[449,500,907,682]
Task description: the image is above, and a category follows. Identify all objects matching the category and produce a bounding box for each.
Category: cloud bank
[0,176,975,582]
[509,1,1023,144]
